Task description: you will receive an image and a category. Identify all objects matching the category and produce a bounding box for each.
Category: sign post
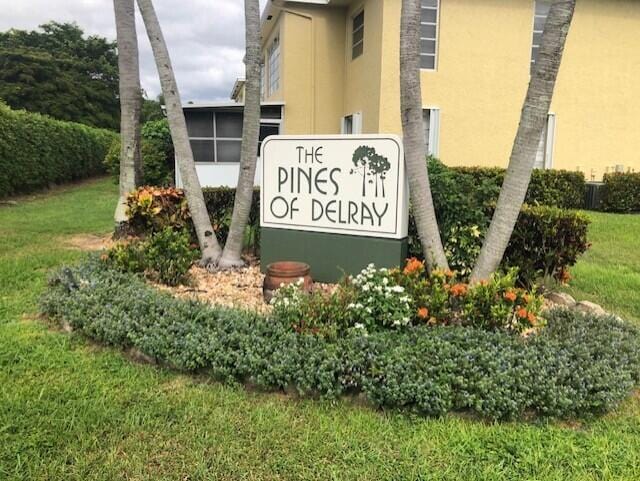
[260,135,408,282]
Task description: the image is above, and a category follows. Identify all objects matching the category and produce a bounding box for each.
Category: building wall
[262,5,347,135]
[342,0,385,133]
[378,0,640,178]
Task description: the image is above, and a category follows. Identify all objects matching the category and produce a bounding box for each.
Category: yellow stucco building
[250,0,640,180]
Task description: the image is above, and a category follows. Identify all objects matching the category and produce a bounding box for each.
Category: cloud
[0,0,269,101]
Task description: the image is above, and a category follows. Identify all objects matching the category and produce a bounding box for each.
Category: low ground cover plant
[42,259,640,420]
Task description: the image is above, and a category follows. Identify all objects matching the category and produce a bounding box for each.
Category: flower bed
[42,258,640,420]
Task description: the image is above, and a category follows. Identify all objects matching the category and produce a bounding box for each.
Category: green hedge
[0,102,116,197]
[451,163,586,210]
[42,259,640,420]
[127,175,589,286]
[600,172,640,213]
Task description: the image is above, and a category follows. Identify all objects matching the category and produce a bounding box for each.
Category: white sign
[260,135,408,239]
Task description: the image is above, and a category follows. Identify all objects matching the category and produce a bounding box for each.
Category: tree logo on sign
[350,146,391,198]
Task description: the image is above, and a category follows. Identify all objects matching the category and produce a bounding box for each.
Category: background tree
[218,0,262,268]
[113,0,142,232]
[141,91,165,123]
[0,22,119,130]
[400,0,448,272]
[136,0,221,265]
[470,0,576,282]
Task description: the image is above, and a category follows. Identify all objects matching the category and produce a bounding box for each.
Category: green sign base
[260,227,408,283]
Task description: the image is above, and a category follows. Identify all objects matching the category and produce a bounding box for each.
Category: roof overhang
[182,100,285,109]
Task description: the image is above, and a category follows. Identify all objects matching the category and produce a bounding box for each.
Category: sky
[0,0,268,102]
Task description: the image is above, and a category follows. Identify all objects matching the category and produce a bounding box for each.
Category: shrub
[103,118,174,186]
[102,228,197,286]
[124,161,589,286]
[270,261,543,335]
[126,186,191,234]
[600,172,640,213]
[412,159,591,285]
[505,205,590,286]
[126,185,261,250]
[145,228,198,285]
[0,101,116,197]
[41,259,640,420]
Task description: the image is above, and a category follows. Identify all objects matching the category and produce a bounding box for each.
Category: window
[185,106,283,162]
[258,123,280,155]
[533,113,555,169]
[341,112,362,134]
[260,63,265,100]
[185,110,242,163]
[420,0,439,70]
[422,108,440,157]
[531,0,551,74]
[352,10,364,59]
[267,35,280,96]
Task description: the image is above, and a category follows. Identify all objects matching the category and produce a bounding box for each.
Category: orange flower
[444,270,455,278]
[516,307,528,319]
[503,290,517,302]
[417,307,429,319]
[404,257,424,274]
[527,311,537,325]
[450,283,468,297]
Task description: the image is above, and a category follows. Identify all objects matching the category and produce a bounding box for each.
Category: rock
[126,347,156,365]
[60,320,73,333]
[545,292,576,308]
[574,300,606,316]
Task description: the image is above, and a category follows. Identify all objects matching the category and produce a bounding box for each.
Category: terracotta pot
[263,261,313,303]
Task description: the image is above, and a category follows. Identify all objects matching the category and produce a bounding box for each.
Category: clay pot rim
[266,261,311,277]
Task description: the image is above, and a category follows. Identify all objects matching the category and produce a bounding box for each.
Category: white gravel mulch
[155,264,272,314]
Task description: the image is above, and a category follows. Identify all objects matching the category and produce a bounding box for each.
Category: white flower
[347,303,356,309]
[297,277,304,285]
[365,307,372,314]
[368,263,375,269]
[382,277,389,285]
[391,285,405,293]
[362,284,370,292]
[393,319,401,326]
[354,323,365,329]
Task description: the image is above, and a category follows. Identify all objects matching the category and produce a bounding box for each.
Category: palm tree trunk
[113,0,142,234]
[218,0,262,268]
[470,0,576,283]
[136,0,222,265]
[400,0,449,272]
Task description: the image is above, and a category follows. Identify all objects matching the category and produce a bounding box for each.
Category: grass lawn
[562,211,640,322]
[2,178,640,480]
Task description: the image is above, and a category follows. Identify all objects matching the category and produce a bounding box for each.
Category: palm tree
[400,0,449,272]
[136,0,222,266]
[218,0,262,268]
[470,0,576,282]
[112,0,142,234]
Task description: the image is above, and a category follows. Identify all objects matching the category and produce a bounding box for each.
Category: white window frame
[419,0,440,71]
[341,112,362,134]
[534,113,556,169]
[422,108,440,157]
[351,9,364,60]
[267,34,280,97]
